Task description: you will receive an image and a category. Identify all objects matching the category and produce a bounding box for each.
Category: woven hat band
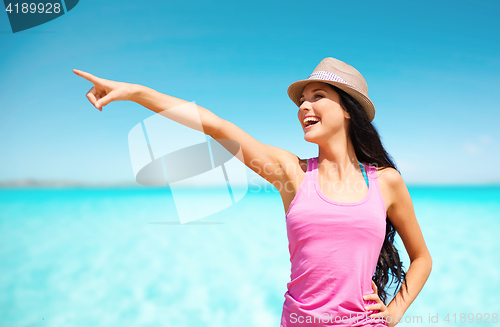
[308,71,347,84]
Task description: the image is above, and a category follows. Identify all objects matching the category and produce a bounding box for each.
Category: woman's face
[297,82,350,143]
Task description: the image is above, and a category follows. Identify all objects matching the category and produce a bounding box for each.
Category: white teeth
[304,117,320,125]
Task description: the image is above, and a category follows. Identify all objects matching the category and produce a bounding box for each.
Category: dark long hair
[327,83,409,305]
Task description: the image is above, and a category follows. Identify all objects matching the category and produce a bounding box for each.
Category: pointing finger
[73,69,101,84]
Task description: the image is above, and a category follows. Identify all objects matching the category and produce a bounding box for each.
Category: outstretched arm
[73,69,300,186]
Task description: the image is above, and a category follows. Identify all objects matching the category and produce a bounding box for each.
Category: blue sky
[0,0,499,185]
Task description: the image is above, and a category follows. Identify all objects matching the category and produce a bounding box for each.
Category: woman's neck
[317,136,359,181]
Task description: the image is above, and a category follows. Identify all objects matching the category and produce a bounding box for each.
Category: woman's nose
[299,100,312,111]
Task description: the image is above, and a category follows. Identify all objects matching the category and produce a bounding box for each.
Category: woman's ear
[338,98,350,119]
[343,107,351,119]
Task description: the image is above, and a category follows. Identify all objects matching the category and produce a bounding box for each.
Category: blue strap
[359,160,369,187]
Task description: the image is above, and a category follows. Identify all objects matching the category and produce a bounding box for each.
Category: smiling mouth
[304,120,320,129]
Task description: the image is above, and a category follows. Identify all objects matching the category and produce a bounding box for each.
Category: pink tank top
[281,157,388,327]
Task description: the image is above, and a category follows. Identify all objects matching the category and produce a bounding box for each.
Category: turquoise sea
[1,185,499,326]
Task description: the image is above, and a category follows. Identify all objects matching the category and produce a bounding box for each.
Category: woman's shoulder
[373,165,404,187]
[374,165,407,210]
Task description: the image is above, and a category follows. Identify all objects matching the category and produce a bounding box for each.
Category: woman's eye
[299,93,323,105]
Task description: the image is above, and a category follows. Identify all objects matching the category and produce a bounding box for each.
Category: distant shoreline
[0,179,265,189]
[0,179,140,188]
[0,179,499,188]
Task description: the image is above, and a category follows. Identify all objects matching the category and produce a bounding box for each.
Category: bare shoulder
[375,166,407,212]
[375,166,403,186]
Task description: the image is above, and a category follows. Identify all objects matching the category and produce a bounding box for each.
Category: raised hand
[73,69,136,111]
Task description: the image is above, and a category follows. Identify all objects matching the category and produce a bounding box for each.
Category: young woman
[74,57,432,327]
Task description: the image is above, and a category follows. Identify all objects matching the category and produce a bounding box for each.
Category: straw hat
[287,57,375,122]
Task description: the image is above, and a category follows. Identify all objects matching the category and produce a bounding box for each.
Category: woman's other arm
[383,169,433,324]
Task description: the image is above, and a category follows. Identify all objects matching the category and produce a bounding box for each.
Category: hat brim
[287,79,375,122]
